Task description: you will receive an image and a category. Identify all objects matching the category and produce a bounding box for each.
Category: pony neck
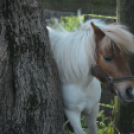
[49,27,96,84]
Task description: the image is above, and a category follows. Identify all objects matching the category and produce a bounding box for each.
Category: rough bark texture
[0,0,65,134]
[116,0,134,133]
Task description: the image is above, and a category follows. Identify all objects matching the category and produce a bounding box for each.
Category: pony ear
[90,22,105,41]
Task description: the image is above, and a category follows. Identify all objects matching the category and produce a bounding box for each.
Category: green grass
[64,110,116,134]
[97,110,115,134]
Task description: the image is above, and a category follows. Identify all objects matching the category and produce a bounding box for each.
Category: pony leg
[64,108,85,134]
[84,103,99,134]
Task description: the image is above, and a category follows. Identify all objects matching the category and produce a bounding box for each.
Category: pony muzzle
[116,82,134,102]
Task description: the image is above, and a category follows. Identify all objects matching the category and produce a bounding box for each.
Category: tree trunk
[116,0,134,133]
[0,0,65,134]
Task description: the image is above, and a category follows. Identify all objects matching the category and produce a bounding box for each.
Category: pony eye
[103,55,112,62]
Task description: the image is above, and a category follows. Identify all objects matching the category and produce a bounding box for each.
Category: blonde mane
[102,24,134,53]
[81,19,134,53]
[47,18,134,84]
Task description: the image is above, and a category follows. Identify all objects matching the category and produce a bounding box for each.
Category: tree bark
[0,0,65,134]
[116,0,134,133]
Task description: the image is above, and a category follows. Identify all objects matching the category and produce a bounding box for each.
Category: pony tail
[78,9,83,26]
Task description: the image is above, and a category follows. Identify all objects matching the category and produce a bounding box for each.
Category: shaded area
[44,0,116,16]
[116,0,134,133]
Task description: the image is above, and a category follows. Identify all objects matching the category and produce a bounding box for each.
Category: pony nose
[126,86,134,99]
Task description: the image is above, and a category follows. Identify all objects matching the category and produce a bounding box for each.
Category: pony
[47,16,134,134]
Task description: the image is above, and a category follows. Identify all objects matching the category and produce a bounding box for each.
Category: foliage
[64,110,115,134]
[50,15,84,32]
[97,110,114,134]
[50,14,116,32]
[60,15,84,31]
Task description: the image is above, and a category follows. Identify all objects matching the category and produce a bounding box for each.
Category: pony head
[91,22,134,102]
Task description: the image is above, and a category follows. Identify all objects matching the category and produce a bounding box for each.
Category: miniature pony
[47,17,134,134]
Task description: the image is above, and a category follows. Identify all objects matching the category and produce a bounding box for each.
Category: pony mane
[102,24,134,53]
[47,18,134,84]
[81,19,134,53]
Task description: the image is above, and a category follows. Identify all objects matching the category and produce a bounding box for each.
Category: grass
[64,109,116,134]
[97,110,114,134]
